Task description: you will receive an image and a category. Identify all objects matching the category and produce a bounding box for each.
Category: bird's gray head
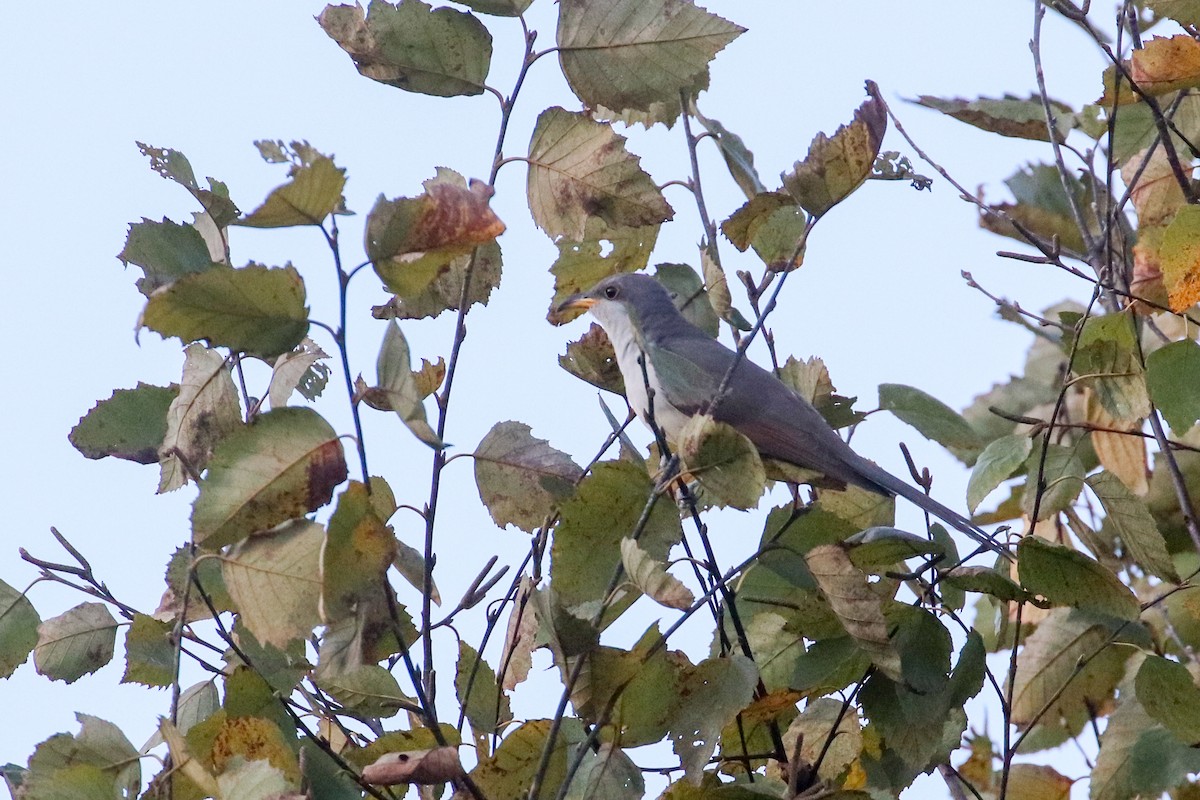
[555,273,687,342]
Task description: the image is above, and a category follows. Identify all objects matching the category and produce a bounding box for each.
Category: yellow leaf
[1160,205,1200,311]
[1087,390,1148,496]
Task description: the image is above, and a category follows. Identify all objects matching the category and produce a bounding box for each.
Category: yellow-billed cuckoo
[558,272,1008,558]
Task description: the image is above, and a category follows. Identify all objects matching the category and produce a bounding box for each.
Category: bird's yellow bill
[550,294,596,325]
[558,295,596,311]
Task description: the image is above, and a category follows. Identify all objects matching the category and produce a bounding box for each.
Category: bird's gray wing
[651,334,1010,557]
[650,334,882,492]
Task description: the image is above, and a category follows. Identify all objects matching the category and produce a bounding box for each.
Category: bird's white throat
[588,299,691,439]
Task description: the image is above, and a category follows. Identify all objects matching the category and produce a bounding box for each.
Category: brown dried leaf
[363,746,464,785]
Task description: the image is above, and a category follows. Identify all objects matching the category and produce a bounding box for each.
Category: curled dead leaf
[362,746,463,785]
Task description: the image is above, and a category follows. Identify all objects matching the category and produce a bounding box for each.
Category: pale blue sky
[3,3,1100,796]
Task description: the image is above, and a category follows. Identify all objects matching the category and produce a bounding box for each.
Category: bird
[556,272,1009,559]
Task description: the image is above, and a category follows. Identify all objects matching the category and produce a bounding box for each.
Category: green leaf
[858,634,983,789]
[322,482,397,623]
[215,758,288,799]
[559,324,625,395]
[546,217,661,319]
[966,433,1032,513]
[655,263,720,338]
[878,383,984,463]
[557,0,745,127]
[1021,441,1086,521]
[1136,654,1200,744]
[455,0,531,15]
[550,461,682,617]
[118,217,217,296]
[1110,93,1200,164]
[137,142,240,227]
[318,664,417,718]
[939,566,1033,604]
[784,697,863,783]
[141,681,219,749]
[745,204,809,272]
[373,239,502,320]
[141,263,309,358]
[1073,311,1150,424]
[121,614,175,688]
[890,604,951,695]
[1148,0,1200,25]
[562,743,644,800]
[1017,537,1140,621]
[569,627,681,745]
[456,641,511,741]
[1009,609,1133,741]
[693,111,765,200]
[805,544,902,681]
[722,192,797,252]
[1092,687,1200,800]
[68,382,178,465]
[468,718,586,800]
[164,544,234,619]
[1088,470,1179,581]
[783,86,887,217]
[319,0,492,97]
[341,725,461,769]
[912,94,1076,142]
[0,578,40,678]
[790,636,871,697]
[843,527,942,570]
[678,414,767,509]
[1147,339,1200,433]
[221,519,323,648]
[191,407,347,549]
[34,603,118,684]
[979,163,1092,254]
[620,538,695,611]
[23,715,140,800]
[235,154,346,227]
[668,655,757,784]
[527,107,673,240]
[158,344,242,493]
[779,356,865,430]
[369,320,442,447]
[473,421,583,532]
[699,246,749,331]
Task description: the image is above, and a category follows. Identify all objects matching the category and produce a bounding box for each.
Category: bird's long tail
[852,458,1012,560]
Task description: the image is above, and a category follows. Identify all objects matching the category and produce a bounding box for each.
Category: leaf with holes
[474,421,582,532]
[783,84,886,217]
[235,155,346,227]
[319,0,491,97]
[805,544,901,681]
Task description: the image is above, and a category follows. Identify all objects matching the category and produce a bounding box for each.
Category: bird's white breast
[589,299,691,439]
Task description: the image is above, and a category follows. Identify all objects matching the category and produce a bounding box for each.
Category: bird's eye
[604,285,619,299]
